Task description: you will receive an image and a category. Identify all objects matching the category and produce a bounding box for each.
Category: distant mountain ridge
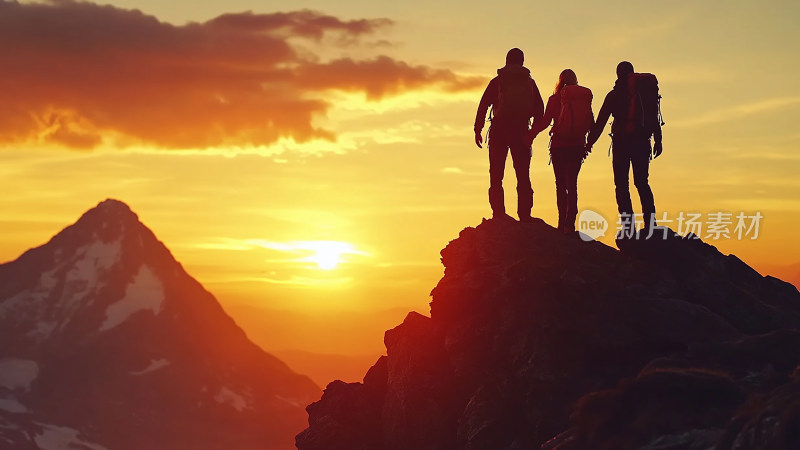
[760,261,800,291]
[297,218,800,450]
[0,199,320,450]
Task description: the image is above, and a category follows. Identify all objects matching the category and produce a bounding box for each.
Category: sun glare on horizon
[297,241,364,271]
[306,242,345,270]
[194,238,368,272]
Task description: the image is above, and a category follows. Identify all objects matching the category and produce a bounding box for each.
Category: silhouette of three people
[475,51,663,238]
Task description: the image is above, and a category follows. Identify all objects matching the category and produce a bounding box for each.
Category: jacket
[474,65,544,134]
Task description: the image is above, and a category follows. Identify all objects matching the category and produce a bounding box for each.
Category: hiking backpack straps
[623,73,664,136]
[495,67,535,123]
[552,85,594,142]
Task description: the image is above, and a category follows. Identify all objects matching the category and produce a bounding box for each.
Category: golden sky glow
[2,0,799,380]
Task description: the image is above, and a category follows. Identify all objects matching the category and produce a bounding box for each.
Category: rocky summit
[0,199,320,450]
[296,218,800,450]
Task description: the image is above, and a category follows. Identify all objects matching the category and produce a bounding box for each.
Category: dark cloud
[0,0,482,150]
[205,10,394,39]
[296,56,484,100]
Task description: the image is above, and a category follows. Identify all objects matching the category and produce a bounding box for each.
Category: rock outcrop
[297,218,800,450]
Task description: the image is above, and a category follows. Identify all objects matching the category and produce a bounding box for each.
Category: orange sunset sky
[2,0,799,385]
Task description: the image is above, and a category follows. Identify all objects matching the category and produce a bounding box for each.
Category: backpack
[494,66,535,122]
[623,73,664,136]
[552,85,593,141]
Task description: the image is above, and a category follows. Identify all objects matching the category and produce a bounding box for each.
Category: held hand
[475,131,483,149]
[525,129,536,147]
[653,140,663,158]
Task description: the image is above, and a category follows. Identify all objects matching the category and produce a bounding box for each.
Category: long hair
[554,69,578,95]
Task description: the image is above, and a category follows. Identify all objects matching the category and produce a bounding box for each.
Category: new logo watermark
[578,210,609,241]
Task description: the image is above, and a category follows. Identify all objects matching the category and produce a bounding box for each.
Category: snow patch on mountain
[214,387,250,412]
[0,271,57,328]
[0,396,27,413]
[64,239,122,302]
[0,239,123,340]
[130,359,170,376]
[34,423,108,450]
[0,359,39,391]
[275,394,306,408]
[100,265,164,332]
[27,321,57,340]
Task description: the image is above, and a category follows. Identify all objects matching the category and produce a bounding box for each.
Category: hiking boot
[493,212,515,222]
[641,213,656,238]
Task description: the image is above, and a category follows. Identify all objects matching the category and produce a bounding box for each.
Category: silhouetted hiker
[474,48,544,222]
[586,61,663,237]
[530,69,594,235]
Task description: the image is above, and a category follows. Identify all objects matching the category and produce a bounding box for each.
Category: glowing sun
[302,241,361,270]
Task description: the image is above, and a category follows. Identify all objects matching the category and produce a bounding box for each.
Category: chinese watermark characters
[578,210,763,241]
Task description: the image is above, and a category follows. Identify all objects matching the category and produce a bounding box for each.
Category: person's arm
[652,120,663,158]
[530,95,557,139]
[586,90,614,149]
[529,78,545,125]
[474,78,497,148]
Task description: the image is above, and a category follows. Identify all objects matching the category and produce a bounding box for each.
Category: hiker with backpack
[474,48,544,222]
[586,61,664,238]
[530,69,594,235]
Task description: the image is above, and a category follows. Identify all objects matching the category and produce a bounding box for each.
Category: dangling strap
[608,133,613,157]
[548,135,553,165]
[657,94,665,126]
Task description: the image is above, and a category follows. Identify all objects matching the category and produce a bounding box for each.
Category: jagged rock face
[547,330,800,450]
[297,219,800,450]
[0,199,320,450]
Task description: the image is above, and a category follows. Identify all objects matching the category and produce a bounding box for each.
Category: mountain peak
[67,198,141,240]
[0,200,179,346]
[96,198,133,211]
[0,200,320,449]
[92,198,136,217]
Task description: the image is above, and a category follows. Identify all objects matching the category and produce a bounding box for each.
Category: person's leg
[564,147,583,233]
[488,132,509,217]
[631,139,656,231]
[551,151,567,230]
[612,141,634,213]
[612,139,635,235]
[510,141,533,220]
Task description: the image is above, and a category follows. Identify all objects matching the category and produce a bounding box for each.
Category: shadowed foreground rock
[296,219,800,450]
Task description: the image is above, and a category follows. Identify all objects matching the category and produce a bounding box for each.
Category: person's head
[616,61,634,79]
[506,48,524,66]
[554,69,578,95]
